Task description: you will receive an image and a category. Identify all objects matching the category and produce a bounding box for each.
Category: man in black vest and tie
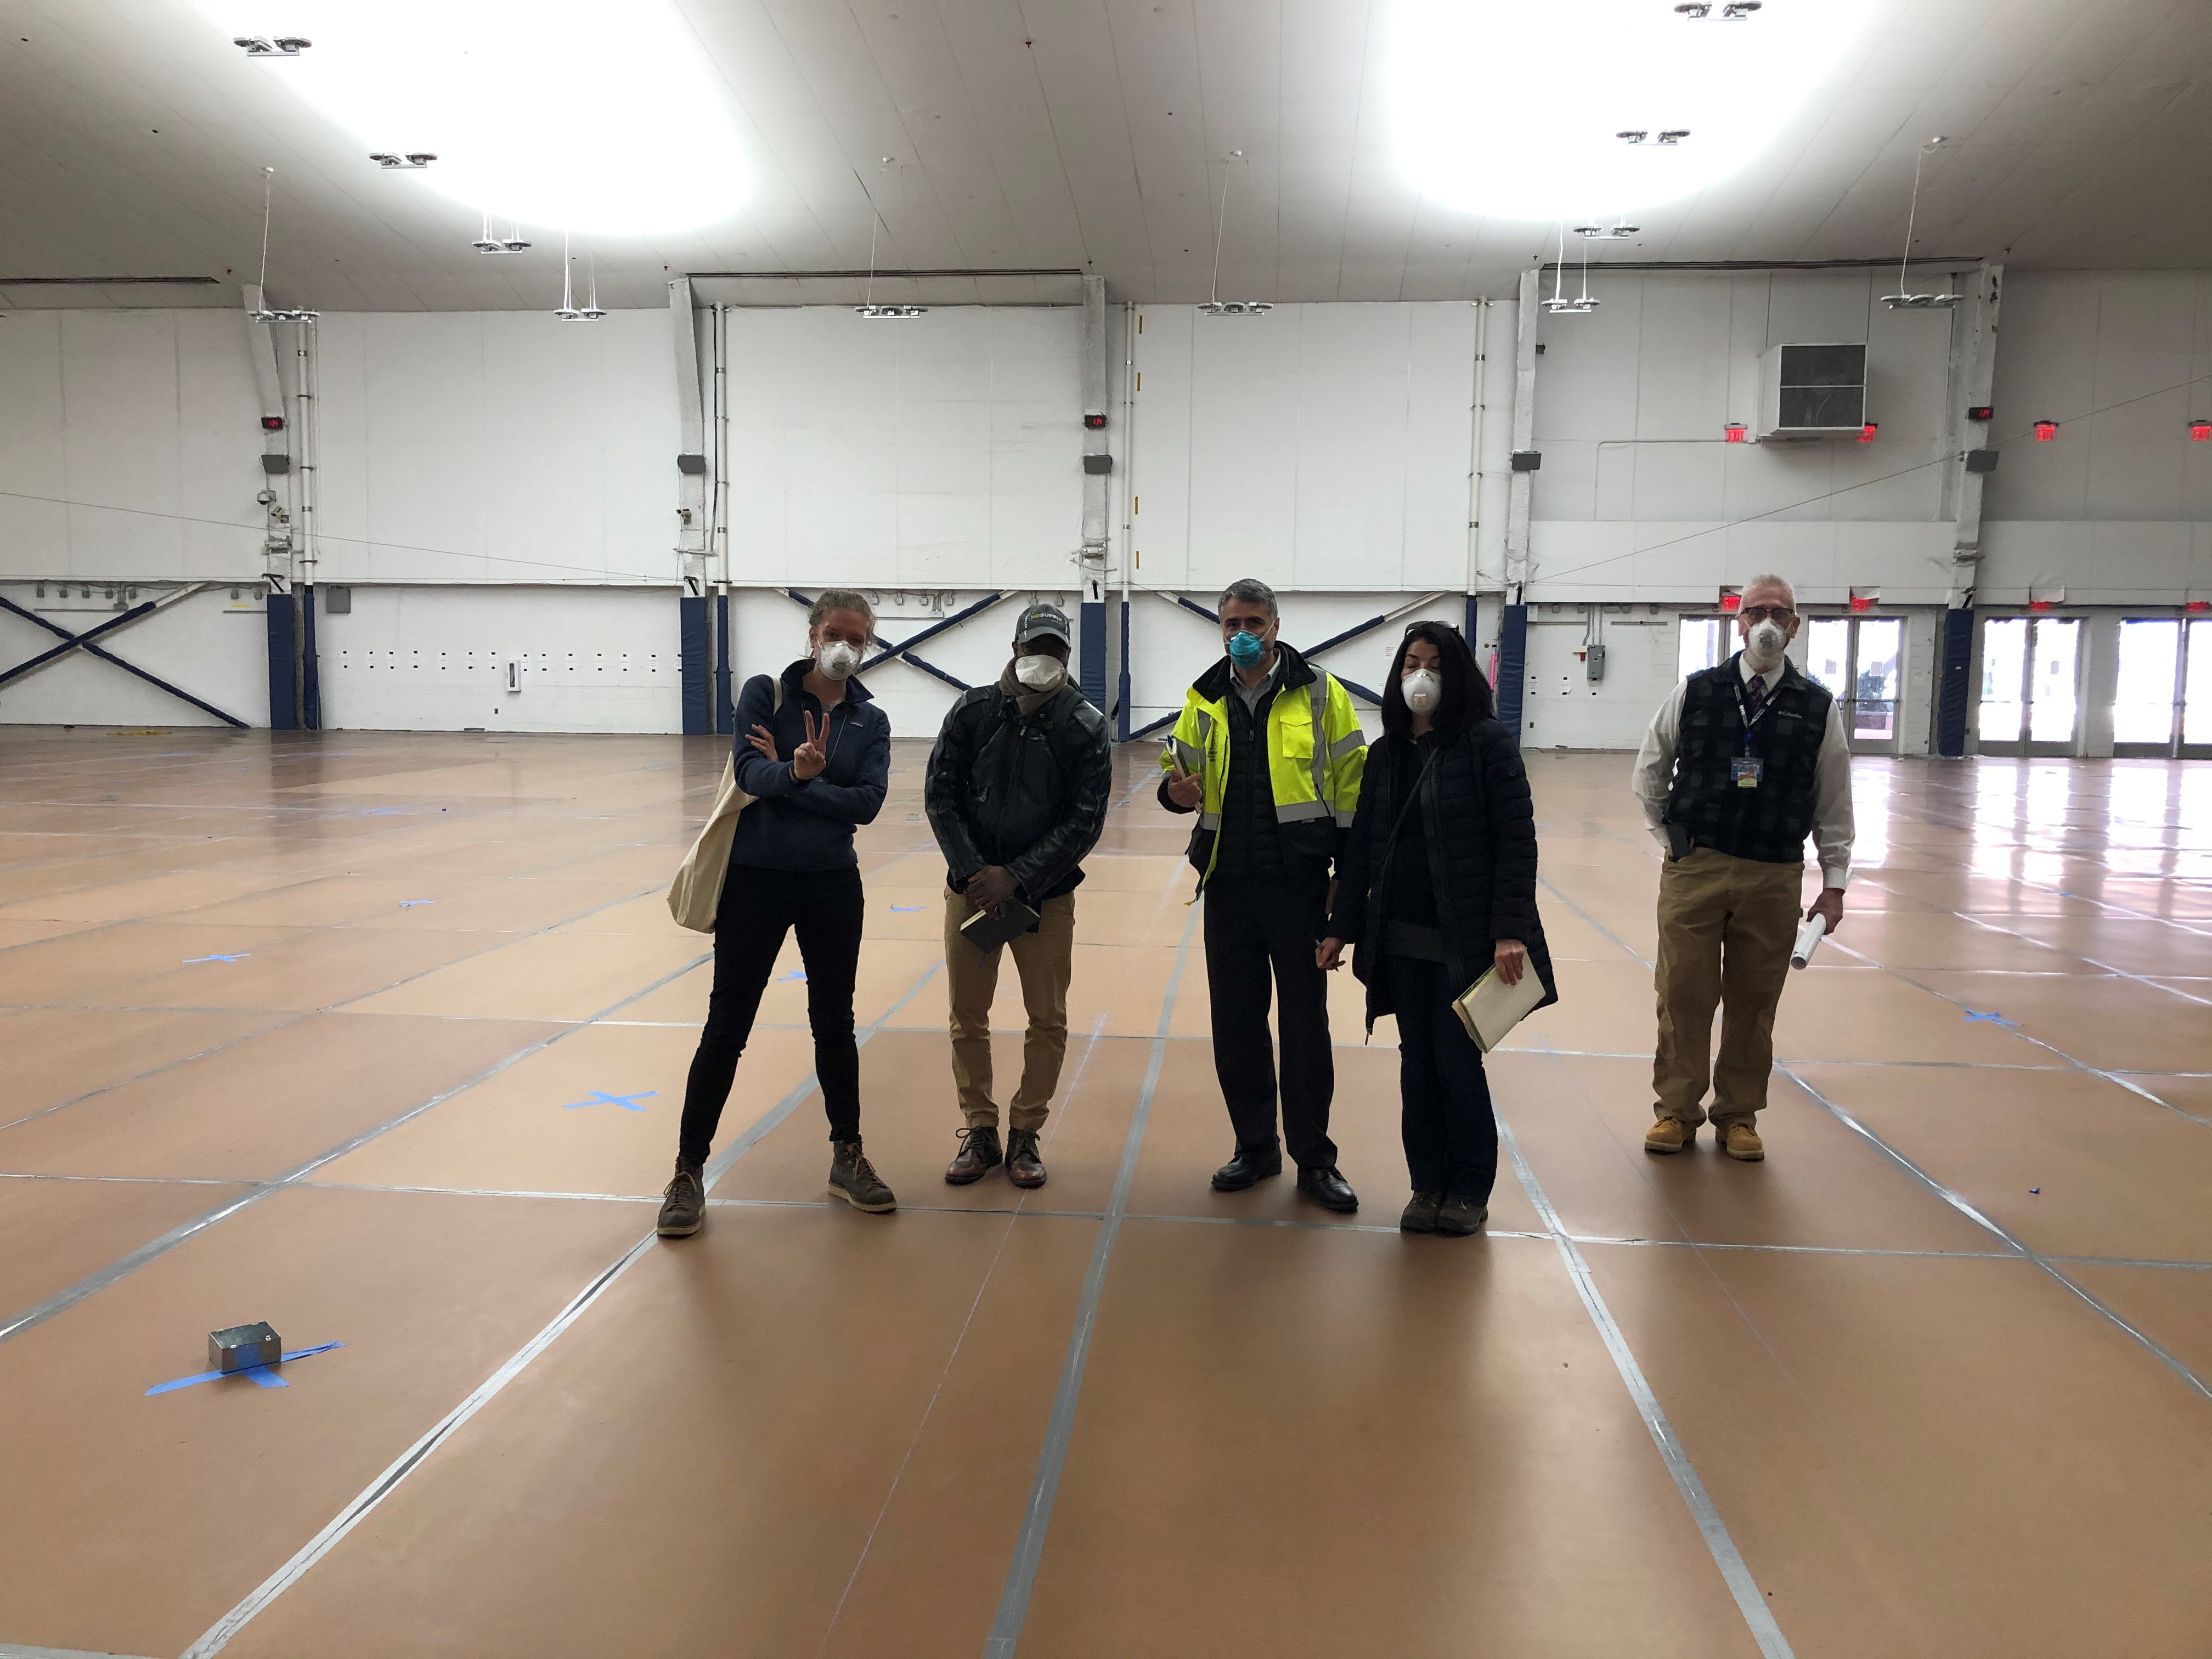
[1630,573,1854,1161]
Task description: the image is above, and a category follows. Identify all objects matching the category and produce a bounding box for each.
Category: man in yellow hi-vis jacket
[1159,578,1366,1211]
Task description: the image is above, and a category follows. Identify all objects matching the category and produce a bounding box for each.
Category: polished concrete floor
[1,727,2208,1659]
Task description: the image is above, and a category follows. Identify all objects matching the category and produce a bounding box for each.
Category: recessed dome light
[1392,0,1872,222]
[196,0,748,236]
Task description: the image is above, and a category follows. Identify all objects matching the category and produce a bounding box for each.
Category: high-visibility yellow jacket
[1158,642,1365,894]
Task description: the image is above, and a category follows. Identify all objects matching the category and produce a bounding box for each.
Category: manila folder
[1451,965,1545,1053]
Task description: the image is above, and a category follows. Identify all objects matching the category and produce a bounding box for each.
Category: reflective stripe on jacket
[1158,642,1365,893]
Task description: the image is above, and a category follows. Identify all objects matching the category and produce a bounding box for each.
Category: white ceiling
[2,0,2209,313]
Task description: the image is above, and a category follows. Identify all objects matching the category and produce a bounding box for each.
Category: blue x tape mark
[399,899,434,908]
[890,906,923,912]
[562,1089,658,1113]
[1963,1009,2017,1025]
[146,1341,345,1397]
[776,970,807,982]
[182,953,250,964]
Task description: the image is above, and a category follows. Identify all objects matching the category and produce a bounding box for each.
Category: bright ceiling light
[1391,0,1871,222]
[193,0,747,235]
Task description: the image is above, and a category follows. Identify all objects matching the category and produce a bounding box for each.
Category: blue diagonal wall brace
[0,594,247,728]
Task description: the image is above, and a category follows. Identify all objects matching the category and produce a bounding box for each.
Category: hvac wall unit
[1758,342,1867,438]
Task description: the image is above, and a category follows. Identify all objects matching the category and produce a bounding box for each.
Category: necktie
[1744,672,1769,722]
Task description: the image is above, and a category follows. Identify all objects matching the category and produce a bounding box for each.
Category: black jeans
[1202,875,1337,1169]
[1383,953,1499,1203]
[676,862,865,1166]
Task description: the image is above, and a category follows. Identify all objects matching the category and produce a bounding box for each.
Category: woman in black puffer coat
[1319,622,1556,1237]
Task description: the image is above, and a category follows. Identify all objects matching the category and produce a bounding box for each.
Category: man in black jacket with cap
[925,602,1113,1189]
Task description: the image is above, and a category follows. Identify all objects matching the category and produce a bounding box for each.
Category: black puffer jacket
[926,677,1114,902]
[1325,719,1558,1033]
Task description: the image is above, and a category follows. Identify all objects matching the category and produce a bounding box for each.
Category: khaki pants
[1652,847,1802,1127]
[944,888,1076,1133]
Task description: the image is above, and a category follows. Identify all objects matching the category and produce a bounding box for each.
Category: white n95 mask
[1746,620,1787,663]
[1014,655,1067,691]
[1402,669,1442,714]
[816,640,862,680]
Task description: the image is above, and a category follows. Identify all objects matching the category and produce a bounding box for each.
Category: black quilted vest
[1665,658,1831,866]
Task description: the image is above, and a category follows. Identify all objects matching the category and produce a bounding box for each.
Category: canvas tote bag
[667,680,781,932]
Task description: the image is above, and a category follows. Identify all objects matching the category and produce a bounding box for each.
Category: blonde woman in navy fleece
[657,590,893,1236]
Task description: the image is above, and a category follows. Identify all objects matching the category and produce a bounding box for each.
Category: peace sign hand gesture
[791,710,830,780]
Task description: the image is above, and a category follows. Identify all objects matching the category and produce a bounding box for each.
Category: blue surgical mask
[1227,628,1265,668]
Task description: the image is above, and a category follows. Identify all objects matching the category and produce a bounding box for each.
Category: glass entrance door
[2187,619,2212,758]
[1804,616,1905,753]
[2114,619,2182,755]
[1978,616,2083,754]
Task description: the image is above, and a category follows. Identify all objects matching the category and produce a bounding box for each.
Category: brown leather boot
[828,1138,896,1212]
[656,1159,704,1237]
[945,1125,1003,1184]
[1644,1117,1695,1155]
[1006,1127,1046,1189]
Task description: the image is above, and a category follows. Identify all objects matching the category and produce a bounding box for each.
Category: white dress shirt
[1631,654,1855,890]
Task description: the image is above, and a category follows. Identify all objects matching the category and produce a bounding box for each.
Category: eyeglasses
[1737,606,1796,623]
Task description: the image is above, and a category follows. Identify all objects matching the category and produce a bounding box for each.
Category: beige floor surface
[1,727,2207,1658]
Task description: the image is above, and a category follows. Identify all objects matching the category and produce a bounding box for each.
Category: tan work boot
[1644,1117,1696,1155]
[1719,1121,1765,1161]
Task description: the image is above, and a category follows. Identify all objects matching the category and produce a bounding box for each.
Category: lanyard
[1732,673,1776,750]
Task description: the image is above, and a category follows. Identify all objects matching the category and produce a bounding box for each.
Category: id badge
[1731,755,1764,789]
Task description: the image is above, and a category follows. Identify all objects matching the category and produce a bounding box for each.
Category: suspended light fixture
[1573,214,1639,239]
[1882,138,1964,309]
[233,34,309,55]
[1198,151,1271,317]
[370,151,436,169]
[553,230,601,321]
[1541,221,1598,314]
[247,167,319,324]
[854,158,927,319]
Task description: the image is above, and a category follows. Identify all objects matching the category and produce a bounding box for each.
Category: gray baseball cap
[1014,602,1073,646]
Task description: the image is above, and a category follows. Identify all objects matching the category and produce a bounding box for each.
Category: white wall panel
[318,586,681,732]
[0,311,263,584]
[725,306,1082,592]
[1131,303,1479,596]
[0,584,268,728]
[1519,610,1682,751]
[1985,270,2212,528]
[313,308,675,585]
[1530,269,1954,577]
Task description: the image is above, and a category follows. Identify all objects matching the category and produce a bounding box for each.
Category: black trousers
[1383,953,1499,1203]
[677,862,865,1166]
[1202,875,1337,1169]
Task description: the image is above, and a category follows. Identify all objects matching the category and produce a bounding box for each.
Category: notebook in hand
[1451,964,1547,1053]
[960,896,1042,953]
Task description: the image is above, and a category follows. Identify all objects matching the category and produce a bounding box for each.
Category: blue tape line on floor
[146,1341,345,1397]
[776,970,806,981]
[561,1090,657,1113]
[889,905,923,912]
[1964,1009,2017,1025]
[182,953,250,964]
[399,900,433,907]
